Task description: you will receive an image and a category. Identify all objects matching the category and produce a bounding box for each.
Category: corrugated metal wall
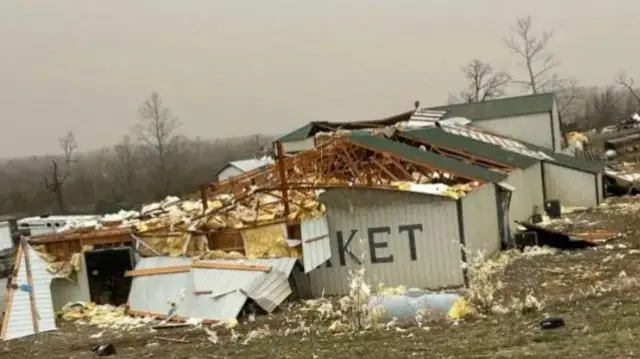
[309,188,464,296]
[217,166,243,182]
[474,112,554,150]
[460,185,500,261]
[596,172,604,204]
[281,137,315,153]
[3,245,57,340]
[504,164,545,232]
[301,215,331,273]
[543,163,598,208]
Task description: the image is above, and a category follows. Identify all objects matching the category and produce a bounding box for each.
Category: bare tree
[616,72,640,106]
[136,92,181,195]
[505,16,578,115]
[505,16,557,93]
[585,87,622,128]
[450,60,511,104]
[113,135,137,194]
[43,131,77,214]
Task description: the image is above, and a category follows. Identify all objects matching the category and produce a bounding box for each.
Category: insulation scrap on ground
[59,302,155,330]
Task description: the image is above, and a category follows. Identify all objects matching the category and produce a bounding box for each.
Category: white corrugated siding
[3,244,57,340]
[301,215,331,273]
[242,270,292,313]
[281,137,315,154]
[127,257,296,321]
[217,166,244,182]
[597,172,604,204]
[0,222,12,251]
[460,185,500,261]
[127,257,192,318]
[309,188,463,296]
[543,163,598,207]
[474,112,554,151]
[551,100,563,151]
[506,163,545,231]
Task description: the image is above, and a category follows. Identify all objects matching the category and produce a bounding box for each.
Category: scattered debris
[540,316,565,330]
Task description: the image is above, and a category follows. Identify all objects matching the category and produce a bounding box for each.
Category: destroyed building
[0,94,606,340]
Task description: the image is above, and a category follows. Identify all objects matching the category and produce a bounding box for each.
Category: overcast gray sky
[0,0,635,157]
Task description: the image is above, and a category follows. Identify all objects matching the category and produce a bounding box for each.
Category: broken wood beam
[124,265,191,277]
[192,261,271,272]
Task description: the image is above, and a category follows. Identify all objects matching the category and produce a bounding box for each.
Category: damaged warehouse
[0,111,605,340]
[307,134,510,295]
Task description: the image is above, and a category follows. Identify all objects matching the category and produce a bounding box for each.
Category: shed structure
[308,183,507,296]
[400,127,545,234]
[400,125,604,210]
[306,135,511,296]
[429,93,564,152]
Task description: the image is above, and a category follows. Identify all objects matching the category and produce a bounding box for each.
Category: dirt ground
[4,196,640,358]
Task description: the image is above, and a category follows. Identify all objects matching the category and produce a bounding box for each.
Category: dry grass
[5,196,640,358]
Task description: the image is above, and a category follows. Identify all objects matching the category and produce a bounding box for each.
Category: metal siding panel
[551,100,563,151]
[597,173,604,203]
[181,290,247,321]
[128,257,296,321]
[217,167,244,182]
[504,164,545,233]
[242,270,292,313]
[0,222,12,251]
[309,189,463,296]
[192,265,261,296]
[282,137,315,153]
[127,257,192,316]
[474,112,554,150]
[461,185,500,260]
[301,215,331,273]
[544,163,597,207]
[4,245,57,340]
[524,163,545,215]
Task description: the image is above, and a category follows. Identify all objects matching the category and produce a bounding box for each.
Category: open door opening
[496,182,514,249]
[84,247,134,306]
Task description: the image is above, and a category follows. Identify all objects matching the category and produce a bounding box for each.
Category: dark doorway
[496,183,514,249]
[84,247,134,306]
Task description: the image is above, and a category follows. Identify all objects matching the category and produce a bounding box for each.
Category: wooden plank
[192,261,271,272]
[0,244,22,340]
[124,265,191,277]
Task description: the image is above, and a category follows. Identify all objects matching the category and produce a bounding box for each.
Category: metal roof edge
[346,134,508,183]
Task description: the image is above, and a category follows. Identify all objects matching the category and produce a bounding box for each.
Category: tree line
[0,92,273,216]
[451,16,640,131]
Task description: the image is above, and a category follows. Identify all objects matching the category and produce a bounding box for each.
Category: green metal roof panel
[403,128,538,169]
[545,151,604,173]
[347,134,508,183]
[277,123,314,142]
[429,93,556,121]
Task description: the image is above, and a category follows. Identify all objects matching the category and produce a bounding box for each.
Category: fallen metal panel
[180,274,247,321]
[301,215,331,273]
[242,270,292,313]
[191,262,264,296]
[3,244,57,340]
[248,258,298,276]
[127,257,192,317]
